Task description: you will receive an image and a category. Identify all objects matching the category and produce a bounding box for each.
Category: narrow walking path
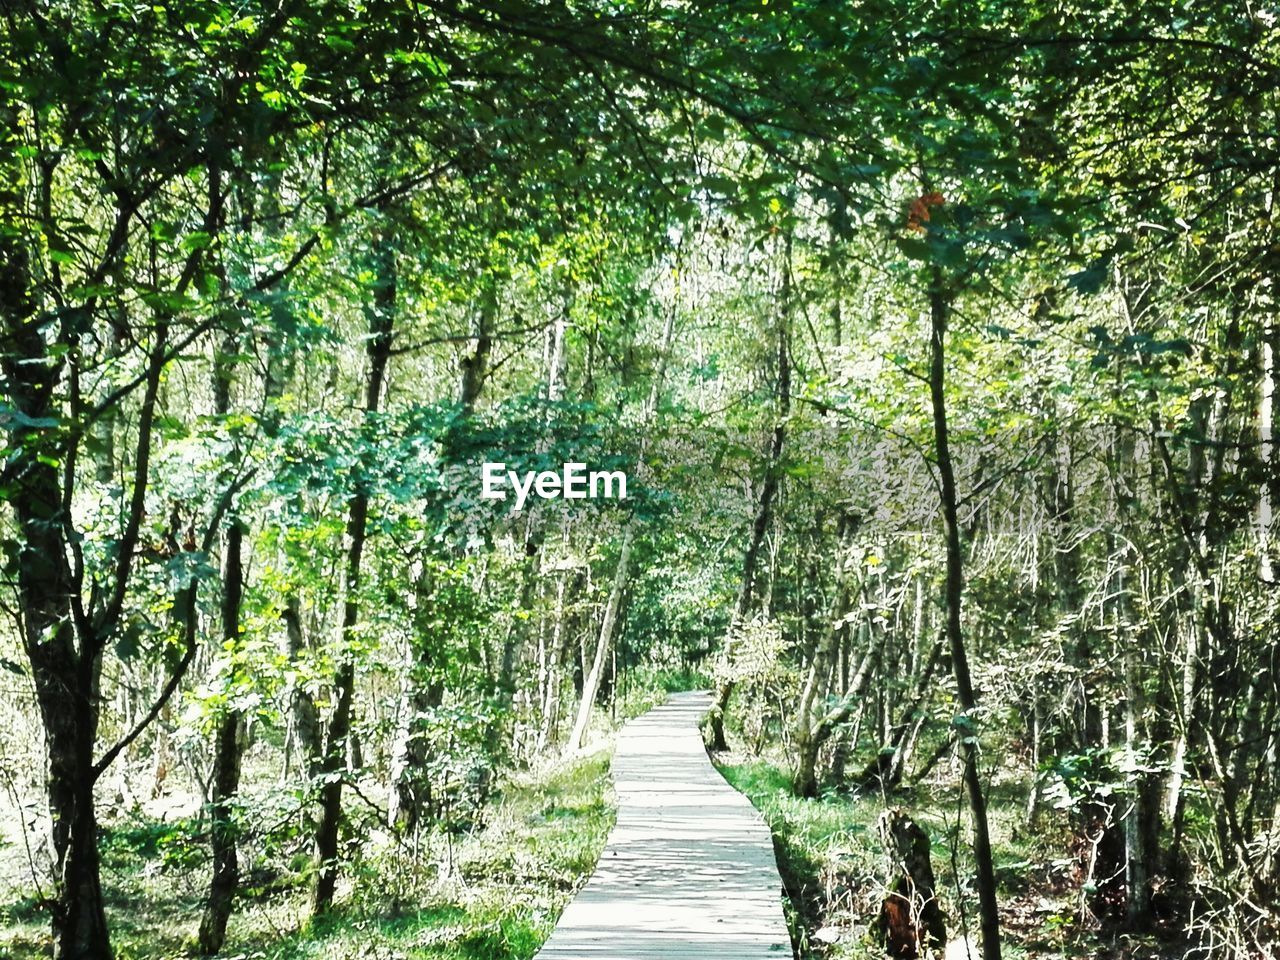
[537,691,791,959]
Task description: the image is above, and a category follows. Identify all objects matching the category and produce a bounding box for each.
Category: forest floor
[0,746,616,959]
[2,689,1197,960]
[714,748,1193,960]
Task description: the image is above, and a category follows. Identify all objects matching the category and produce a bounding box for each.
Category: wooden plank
[537,691,791,959]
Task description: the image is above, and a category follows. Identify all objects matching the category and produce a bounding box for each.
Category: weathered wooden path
[536,691,791,959]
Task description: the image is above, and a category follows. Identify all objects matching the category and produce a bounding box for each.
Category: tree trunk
[6,411,112,959]
[313,225,395,916]
[389,564,449,831]
[567,530,633,752]
[1122,620,1151,923]
[198,184,258,948]
[855,640,943,794]
[2,107,114,957]
[928,278,1002,960]
[537,571,570,752]
[1257,319,1278,582]
[877,809,947,958]
[284,595,322,779]
[711,239,792,750]
[793,514,858,797]
[50,768,110,960]
[198,520,246,955]
[487,517,541,763]
[458,281,495,413]
[566,289,676,753]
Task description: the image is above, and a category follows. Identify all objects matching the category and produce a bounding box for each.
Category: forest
[2,1,1279,959]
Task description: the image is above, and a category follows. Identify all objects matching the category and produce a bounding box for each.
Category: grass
[714,741,1090,960]
[0,750,616,960]
[716,757,887,959]
[714,741,1199,960]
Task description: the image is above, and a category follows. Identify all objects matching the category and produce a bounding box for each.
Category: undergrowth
[0,750,615,960]
[716,750,1190,960]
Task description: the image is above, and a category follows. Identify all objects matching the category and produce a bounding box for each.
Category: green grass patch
[717,752,1117,959]
[717,758,886,958]
[0,751,616,960]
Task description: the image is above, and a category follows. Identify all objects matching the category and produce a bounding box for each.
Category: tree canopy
[3,2,1280,959]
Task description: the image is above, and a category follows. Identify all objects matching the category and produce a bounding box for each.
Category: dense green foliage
[3,1,1280,958]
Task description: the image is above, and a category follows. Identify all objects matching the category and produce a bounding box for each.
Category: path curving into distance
[537,690,791,959]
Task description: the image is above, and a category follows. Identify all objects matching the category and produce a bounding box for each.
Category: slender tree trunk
[1025,689,1042,825]
[389,564,447,830]
[793,514,858,797]
[284,596,322,779]
[855,640,943,793]
[567,531,633,752]
[827,193,846,348]
[458,283,495,413]
[566,288,677,752]
[197,168,259,949]
[537,572,568,751]
[1122,621,1151,923]
[313,225,395,916]
[198,522,246,954]
[710,398,787,748]
[488,289,564,756]
[711,239,792,750]
[1258,321,1278,583]
[928,278,1001,960]
[488,525,540,762]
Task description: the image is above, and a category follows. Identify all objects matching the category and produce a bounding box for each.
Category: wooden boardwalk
[537,691,791,959]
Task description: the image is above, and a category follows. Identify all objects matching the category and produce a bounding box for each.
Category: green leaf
[180,231,212,254]
[115,624,143,662]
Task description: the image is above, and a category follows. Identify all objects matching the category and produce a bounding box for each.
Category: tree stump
[876,809,947,958]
